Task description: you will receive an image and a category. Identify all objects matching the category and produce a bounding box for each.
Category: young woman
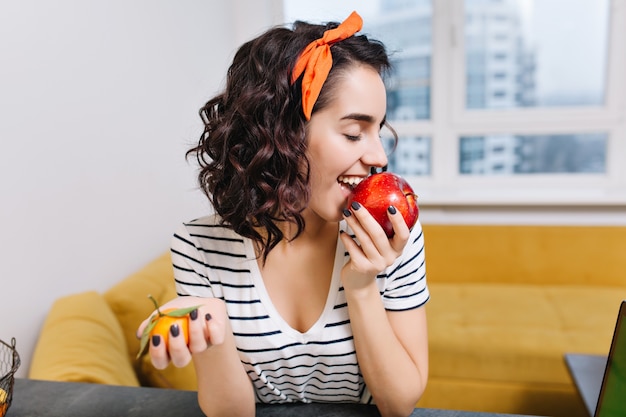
[138,11,429,417]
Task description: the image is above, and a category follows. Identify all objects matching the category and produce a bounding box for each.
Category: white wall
[0,0,279,377]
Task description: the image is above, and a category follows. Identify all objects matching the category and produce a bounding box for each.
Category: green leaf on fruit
[137,319,159,359]
[163,305,201,318]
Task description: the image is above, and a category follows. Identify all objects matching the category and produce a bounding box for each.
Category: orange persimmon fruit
[136,295,200,359]
[0,387,8,416]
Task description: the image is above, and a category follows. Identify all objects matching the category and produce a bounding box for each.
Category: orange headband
[291,11,363,120]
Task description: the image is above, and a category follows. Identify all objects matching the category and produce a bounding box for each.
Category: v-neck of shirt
[243,232,346,344]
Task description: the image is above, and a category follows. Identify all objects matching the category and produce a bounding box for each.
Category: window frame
[276,0,626,208]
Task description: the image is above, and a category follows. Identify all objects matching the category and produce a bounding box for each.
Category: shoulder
[171,214,250,280]
[171,214,246,255]
[181,213,229,232]
[175,214,242,240]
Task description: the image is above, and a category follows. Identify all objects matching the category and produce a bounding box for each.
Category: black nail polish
[205,313,212,321]
[152,334,161,347]
[190,309,198,320]
[343,209,352,217]
[388,205,397,215]
[351,201,361,210]
[170,324,180,337]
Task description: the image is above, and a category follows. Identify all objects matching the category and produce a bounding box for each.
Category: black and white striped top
[171,214,429,404]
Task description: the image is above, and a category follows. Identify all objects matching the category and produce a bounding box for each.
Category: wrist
[343,278,380,305]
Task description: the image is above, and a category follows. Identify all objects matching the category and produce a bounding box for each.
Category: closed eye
[345,134,361,141]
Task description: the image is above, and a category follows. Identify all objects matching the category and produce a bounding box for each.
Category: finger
[187,308,210,353]
[149,334,171,370]
[344,202,380,243]
[168,323,192,368]
[206,312,226,346]
[339,230,374,271]
[341,209,371,261]
[346,202,389,259]
[342,206,364,242]
[387,205,410,250]
[339,229,360,254]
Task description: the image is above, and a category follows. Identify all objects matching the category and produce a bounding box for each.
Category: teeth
[338,176,365,187]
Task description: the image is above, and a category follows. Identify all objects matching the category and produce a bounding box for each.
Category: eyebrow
[340,113,387,128]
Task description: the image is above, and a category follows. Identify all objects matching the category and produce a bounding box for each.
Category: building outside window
[281,0,625,206]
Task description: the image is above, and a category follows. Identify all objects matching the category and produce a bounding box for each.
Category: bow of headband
[291,11,363,120]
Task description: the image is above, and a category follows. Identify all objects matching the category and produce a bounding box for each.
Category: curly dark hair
[187,18,392,262]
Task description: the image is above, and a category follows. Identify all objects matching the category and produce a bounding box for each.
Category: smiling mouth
[338,175,366,190]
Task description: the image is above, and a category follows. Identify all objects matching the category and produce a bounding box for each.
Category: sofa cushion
[421,282,625,416]
[418,377,587,417]
[423,225,626,287]
[29,291,140,387]
[104,252,197,390]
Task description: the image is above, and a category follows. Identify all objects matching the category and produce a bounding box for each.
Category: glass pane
[384,136,431,175]
[459,133,607,175]
[465,0,609,109]
[282,0,433,121]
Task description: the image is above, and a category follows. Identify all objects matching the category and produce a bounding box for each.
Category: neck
[253,211,339,258]
[296,207,340,241]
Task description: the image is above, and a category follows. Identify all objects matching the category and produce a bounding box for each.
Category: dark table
[564,353,607,417]
[7,378,542,417]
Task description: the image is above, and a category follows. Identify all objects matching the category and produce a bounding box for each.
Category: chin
[320,209,344,224]
[327,209,347,225]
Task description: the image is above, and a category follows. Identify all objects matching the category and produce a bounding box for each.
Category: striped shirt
[171,214,429,404]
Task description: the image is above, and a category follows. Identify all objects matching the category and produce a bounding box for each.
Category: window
[460,133,607,175]
[281,0,626,206]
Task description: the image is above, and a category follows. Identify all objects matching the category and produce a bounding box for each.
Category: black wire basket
[0,338,20,417]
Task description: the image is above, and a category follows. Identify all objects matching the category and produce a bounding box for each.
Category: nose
[361,135,388,170]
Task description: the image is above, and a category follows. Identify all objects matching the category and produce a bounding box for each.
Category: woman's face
[305,64,388,224]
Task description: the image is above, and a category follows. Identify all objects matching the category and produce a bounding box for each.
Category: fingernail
[342,209,352,217]
[388,205,397,215]
[170,324,180,337]
[190,309,198,321]
[152,334,161,347]
[205,313,212,321]
[351,201,361,210]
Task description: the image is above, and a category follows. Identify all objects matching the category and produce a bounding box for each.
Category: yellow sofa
[418,225,626,417]
[29,253,197,390]
[29,225,626,416]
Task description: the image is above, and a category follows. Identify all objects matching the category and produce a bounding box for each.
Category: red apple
[347,172,419,238]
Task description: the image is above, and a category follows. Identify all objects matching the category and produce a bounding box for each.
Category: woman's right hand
[136,296,228,369]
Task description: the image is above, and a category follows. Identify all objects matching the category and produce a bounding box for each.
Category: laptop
[593,300,626,417]
[565,301,626,417]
